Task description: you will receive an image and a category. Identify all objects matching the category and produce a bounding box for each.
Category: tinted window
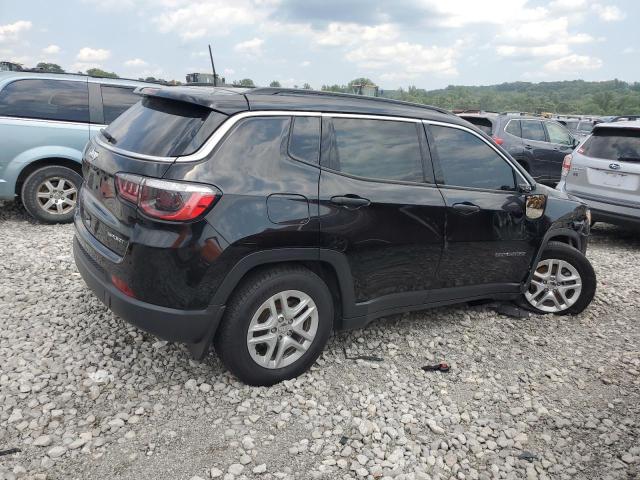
[505,119,521,137]
[0,79,88,122]
[565,121,579,130]
[577,121,594,133]
[430,125,516,191]
[461,116,493,135]
[215,117,290,169]
[103,96,226,157]
[580,128,640,161]
[521,120,546,142]
[331,118,423,182]
[546,122,572,145]
[289,116,320,164]
[101,85,139,124]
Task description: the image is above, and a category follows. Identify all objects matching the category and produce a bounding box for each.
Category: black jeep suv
[74,87,596,385]
[458,112,579,185]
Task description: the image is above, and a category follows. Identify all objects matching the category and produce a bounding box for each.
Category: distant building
[351,82,379,97]
[0,61,23,72]
[186,72,227,85]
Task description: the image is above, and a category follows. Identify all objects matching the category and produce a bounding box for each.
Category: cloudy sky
[1,0,637,89]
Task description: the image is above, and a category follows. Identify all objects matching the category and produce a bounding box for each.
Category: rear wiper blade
[617,156,640,162]
[100,128,117,145]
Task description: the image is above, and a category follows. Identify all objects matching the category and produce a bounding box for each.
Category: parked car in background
[557,121,640,229]
[458,112,579,185]
[0,72,159,223]
[74,87,595,385]
[556,118,596,140]
[609,115,640,123]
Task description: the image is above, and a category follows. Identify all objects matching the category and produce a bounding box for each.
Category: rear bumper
[73,236,224,346]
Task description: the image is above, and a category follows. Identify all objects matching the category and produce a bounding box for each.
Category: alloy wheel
[525,258,582,313]
[36,177,77,216]
[246,290,318,369]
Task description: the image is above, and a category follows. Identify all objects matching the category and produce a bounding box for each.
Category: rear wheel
[522,241,596,315]
[21,165,81,223]
[214,266,333,386]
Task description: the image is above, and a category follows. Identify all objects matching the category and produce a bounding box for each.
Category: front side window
[546,122,572,145]
[330,118,424,182]
[288,116,320,164]
[0,79,89,122]
[101,85,139,124]
[430,125,516,191]
[521,120,546,142]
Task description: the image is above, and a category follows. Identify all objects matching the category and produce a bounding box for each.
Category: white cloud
[300,60,311,67]
[234,37,264,56]
[124,58,148,67]
[312,23,398,47]
[423,0,547,28]
[76,47,111,62]
[152,1,270,40]
[544,54,603,72]
[42,44,60,55]
[346,41,461,77]
[0,20,32,43]
[623,47,635,54]
[223,68,235,76]
[592,4,625,22]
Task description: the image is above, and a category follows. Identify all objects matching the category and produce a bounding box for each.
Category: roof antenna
[208,44,217,86]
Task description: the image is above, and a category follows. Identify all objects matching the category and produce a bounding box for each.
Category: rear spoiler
[132,86,249,115]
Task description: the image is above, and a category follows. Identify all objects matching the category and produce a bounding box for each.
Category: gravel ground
[1,200,639,480]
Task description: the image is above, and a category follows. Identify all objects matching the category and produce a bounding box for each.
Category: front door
[318,115,446,305]
[544,121,575,183]
[426,123,537,288]
[520,119,555,182]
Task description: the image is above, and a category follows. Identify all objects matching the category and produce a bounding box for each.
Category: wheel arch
[210,249,357,329]
[15,157,83,196]
[522,228,583,292]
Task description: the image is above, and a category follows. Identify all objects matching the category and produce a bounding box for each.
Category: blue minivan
[0,72,158,222]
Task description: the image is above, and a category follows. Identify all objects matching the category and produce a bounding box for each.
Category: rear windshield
[580,128,640,161]
[460,116,493,135]
[101,96,226,157]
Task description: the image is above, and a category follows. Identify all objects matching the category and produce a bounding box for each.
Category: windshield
[102,96,226,157]
[580,128,640,161]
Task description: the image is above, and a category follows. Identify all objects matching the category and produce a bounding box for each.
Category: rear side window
[101,85,139,124]
[0,79,88,122]
[521,120,546,142]
[102,96,226,157]
[505,120,521,137]
[580,128,640,161]
[461,116,493,135]
[329,118,423,182]
[430,125,516,191]
[545,122,572,145]
[288,116,320,164]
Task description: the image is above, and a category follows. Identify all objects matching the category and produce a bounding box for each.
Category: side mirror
[572,137,580,148]
[525,194,546,219]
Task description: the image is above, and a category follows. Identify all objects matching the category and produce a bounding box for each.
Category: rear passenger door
[426,122,536,289]
[318,115,445,305]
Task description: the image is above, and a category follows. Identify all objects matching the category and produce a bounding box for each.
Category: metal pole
[208,44,217,86]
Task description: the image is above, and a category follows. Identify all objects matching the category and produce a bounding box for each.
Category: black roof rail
[249,87,453,116]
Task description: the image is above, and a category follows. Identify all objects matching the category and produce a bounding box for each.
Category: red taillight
[115,173,142,203]
[115,173,220,221]
[492,135,504,145]
[111,274,135,298]
[561,154,572,177]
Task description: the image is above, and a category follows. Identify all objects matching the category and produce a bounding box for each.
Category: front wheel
[214,266,334,386]
[522,241,596,315]
[21,165,82,223]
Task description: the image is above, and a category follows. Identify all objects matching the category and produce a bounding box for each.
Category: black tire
[21,165,82,224]
[520,241,596,315]
[214,265,334,386]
